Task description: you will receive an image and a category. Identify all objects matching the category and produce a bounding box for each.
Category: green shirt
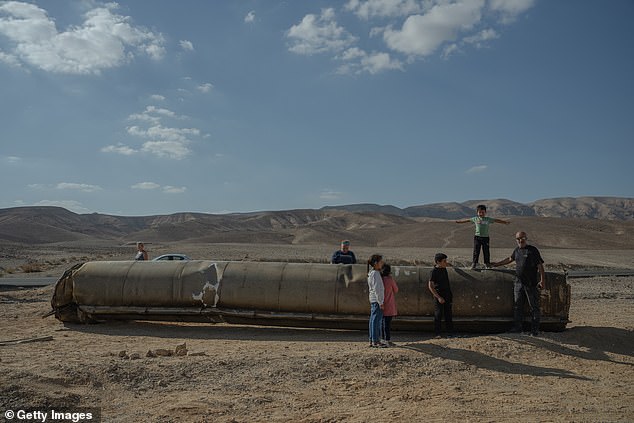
[470,216,495,237]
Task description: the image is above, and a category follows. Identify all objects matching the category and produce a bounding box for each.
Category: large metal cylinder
[51,260,570,332]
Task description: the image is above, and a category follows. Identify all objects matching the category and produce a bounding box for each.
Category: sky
[1,0,632,216]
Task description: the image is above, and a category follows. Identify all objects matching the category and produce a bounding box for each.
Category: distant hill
[529,197,634,220]
[326,197,633,220]
[0,197,632,248]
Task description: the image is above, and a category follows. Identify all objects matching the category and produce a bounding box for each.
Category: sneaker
[387,341,396,347]
[371,342,388,348]
[530,330,540,336]
[434,335,442,339]
[484,263,492,269]
[470,263,477,270]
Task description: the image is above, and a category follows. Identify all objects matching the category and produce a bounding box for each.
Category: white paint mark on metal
[192,281,219,307]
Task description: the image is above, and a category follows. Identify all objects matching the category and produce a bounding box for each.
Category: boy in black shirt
[428,253,454,338]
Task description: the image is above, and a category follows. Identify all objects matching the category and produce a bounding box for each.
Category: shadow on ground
[499,326,633,364]
[401,342,590,380]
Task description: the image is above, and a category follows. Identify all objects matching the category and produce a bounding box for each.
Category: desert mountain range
[0,197,632,249]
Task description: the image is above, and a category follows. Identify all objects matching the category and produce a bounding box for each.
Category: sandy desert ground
[1,244,633,422]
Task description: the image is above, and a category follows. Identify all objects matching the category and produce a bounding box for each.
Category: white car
[152,254,192,261]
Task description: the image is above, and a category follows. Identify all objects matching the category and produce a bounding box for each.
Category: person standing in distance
[491,231,545,335]
[331,240,357,264]
[134,242,148,261]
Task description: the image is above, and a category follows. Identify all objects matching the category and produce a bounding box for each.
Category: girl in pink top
[381,264,399,346]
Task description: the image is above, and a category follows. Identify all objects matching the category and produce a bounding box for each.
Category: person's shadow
[400,325,633,379]
[498,326,633,365]
[401,342,589,380]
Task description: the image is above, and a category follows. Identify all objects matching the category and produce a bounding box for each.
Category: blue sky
[1,0,632,216]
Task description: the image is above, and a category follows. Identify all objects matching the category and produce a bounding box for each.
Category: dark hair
[367,254,383,272]
[434,253,448,264]
[476,204,487,211]
[381,264,391,277]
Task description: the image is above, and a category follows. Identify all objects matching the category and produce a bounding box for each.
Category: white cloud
[345,0,422,20]
[340,47,365,61]
[463,28,499,47]
[128,106,183,125]
[337,48,402,74]
[320,189,343,200]
[0,1,165,74]
[441,43,460,59]
[131,182,160,190]
[0,49,21,67]
[145,106,177,118]
[287,1,535,74]
[127,114,159,125]
[244,10,256,23]
[466,165,488,174]
[141,140,191,160]
[359,51,402,74]
[383,0,485,58]
[101,144,137,155]
[442,28,499,59]
[130,182,186,193]
[179,39,194,51]
[130,105,189,121]
[286,8,357,55]
[150,94,165,101]
[56,182,102,192]
[3,155,22,163]
[118,104,203,160]
[128,125,199,141]
[163,185,187,194]
[197,82,213,93]
[489,0,536,24]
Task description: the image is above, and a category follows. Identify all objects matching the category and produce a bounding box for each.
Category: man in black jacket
[330,240,357,264]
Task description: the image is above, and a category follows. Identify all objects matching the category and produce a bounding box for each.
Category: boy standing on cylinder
[456,204,510,269]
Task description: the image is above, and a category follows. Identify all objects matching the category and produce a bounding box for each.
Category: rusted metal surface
[51,261,570,332]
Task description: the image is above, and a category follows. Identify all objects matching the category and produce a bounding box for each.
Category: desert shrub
[20,263,43,273]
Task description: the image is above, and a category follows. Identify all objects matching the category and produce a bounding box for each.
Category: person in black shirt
[428,252,454,338]
[492,231,546,335]
[330,240,357,264]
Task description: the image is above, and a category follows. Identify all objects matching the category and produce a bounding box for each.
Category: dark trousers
[434,300,453,335]
[513,281,541,332]
[382,316,393,341]
[472,236,490,265]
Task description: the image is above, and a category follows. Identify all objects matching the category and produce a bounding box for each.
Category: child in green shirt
[456,204,510,269]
